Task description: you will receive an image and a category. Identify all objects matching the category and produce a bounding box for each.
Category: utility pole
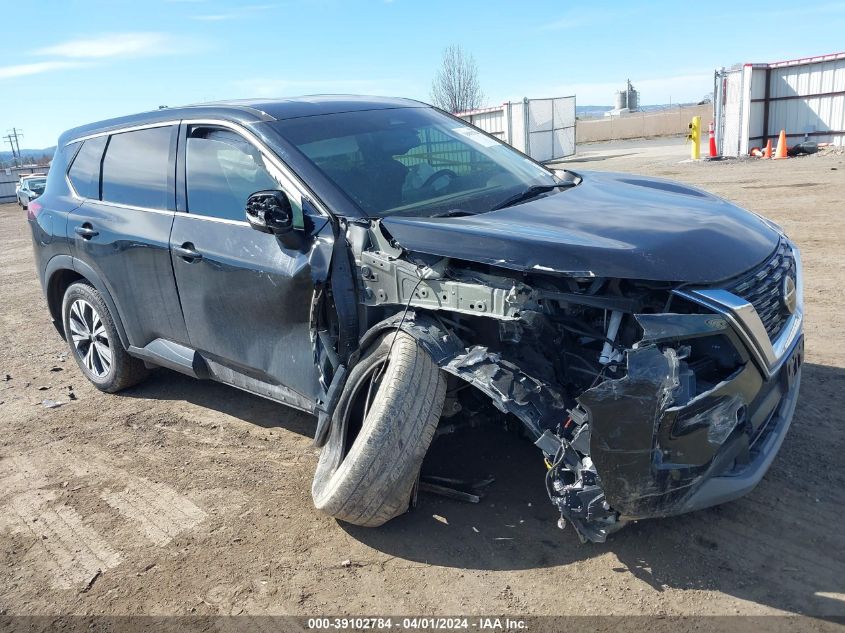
[8,128,23,166]
[3,134,19,167]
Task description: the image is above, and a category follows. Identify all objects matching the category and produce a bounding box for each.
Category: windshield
[271,107,559,217]
[25,178,46,192]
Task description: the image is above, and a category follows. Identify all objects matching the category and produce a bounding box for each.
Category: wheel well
[47,269,85,336]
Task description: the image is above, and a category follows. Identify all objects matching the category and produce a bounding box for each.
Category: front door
[169,123,329,406]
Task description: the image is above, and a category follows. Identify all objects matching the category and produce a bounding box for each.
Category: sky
[2,0,845,148]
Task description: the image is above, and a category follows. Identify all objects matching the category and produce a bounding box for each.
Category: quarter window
[101,126,173,210]
[186,127,278,222]
[67,136,107,199]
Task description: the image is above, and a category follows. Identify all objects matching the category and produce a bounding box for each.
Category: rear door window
[185,127,278,222]
[101,126,174,210]
[67,136,107,199]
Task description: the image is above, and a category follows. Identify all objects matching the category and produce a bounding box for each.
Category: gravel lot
[1,142,843,622]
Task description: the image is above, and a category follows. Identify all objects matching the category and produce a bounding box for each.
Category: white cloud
[540,8,636,31]
[191,4,278,21]
[34,32,184,59]
[192,14,231,21]
[0,60,87,80]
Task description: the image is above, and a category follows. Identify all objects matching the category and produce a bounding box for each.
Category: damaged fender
[357,311,568,440]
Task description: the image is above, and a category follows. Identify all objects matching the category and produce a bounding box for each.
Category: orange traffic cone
[763,139,773,159]
[773,130,788,159]
[708,121,718,157]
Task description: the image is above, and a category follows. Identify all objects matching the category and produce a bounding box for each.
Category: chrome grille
[725,241,796,342]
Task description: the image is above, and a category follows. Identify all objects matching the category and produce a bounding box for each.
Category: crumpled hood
[380,170,780,284]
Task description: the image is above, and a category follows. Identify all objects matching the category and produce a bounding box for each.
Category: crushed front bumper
[557,241,805,539]
[676,338,802,515]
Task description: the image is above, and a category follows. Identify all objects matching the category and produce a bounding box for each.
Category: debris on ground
[81,569,102,593]
[41,399,63,409]
[339,559,363,568]
[788,141,819,157]
[418,475,495,504]
[420,482,480,504]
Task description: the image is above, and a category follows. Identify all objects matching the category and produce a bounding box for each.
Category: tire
[312,331,447,526]
[61,281,149,393]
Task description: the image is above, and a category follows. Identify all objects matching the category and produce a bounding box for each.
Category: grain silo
[626,79,639,111]
[614,90,628,111]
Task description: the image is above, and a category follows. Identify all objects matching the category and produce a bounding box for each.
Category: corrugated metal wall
[765,57,845,144]
[720,52,845,156]
[458,107,506,139]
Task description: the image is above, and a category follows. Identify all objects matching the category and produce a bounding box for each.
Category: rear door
[169,123,327,406]
[67,124,189,347]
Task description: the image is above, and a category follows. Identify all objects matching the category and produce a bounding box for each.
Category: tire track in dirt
[102,477,207,546]
[3,490,122,590]
[0,445,208,590]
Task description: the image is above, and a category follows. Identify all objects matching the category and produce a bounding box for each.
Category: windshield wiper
[491,184,566,211]
[429,208,477,218]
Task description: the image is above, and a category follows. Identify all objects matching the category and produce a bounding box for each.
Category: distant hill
[0,147,55,167]
[576,105,614,117]
[577,102,705,119]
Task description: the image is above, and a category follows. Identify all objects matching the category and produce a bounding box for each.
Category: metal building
[456,96,576,162]
[715,51,845,156]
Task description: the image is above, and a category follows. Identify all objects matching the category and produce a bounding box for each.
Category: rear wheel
[312,331,447,526]
[62,282,149,393]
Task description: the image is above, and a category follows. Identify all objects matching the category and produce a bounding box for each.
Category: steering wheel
[422,169,458,189]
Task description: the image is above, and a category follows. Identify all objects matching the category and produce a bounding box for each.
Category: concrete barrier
[576,104,713,143]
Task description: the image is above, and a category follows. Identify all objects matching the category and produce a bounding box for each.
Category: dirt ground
[1,141,844,622]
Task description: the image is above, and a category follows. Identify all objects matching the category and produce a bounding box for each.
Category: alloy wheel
[68,299,112,378]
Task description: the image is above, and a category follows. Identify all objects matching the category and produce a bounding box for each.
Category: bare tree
[430,45,484,113]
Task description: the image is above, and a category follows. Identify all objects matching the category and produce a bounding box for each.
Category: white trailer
[715,51,845,157]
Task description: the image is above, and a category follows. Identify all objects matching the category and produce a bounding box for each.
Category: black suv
[29,96,803,542]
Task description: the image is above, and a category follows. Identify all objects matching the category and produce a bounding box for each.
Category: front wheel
[312,331,447,526]
[61,282,149,393]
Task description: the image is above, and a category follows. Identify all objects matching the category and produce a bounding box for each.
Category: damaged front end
[314,218,804,543]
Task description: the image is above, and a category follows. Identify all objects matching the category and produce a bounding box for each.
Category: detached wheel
[62,282,149,393]
[312,331,447,526]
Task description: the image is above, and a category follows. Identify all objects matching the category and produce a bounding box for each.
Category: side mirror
[245,190,293,235]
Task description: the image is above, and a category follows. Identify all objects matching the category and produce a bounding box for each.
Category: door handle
[174,242,203,262]
[74,224,99,239]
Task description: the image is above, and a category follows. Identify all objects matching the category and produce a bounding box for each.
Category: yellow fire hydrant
[687,115,701,160]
